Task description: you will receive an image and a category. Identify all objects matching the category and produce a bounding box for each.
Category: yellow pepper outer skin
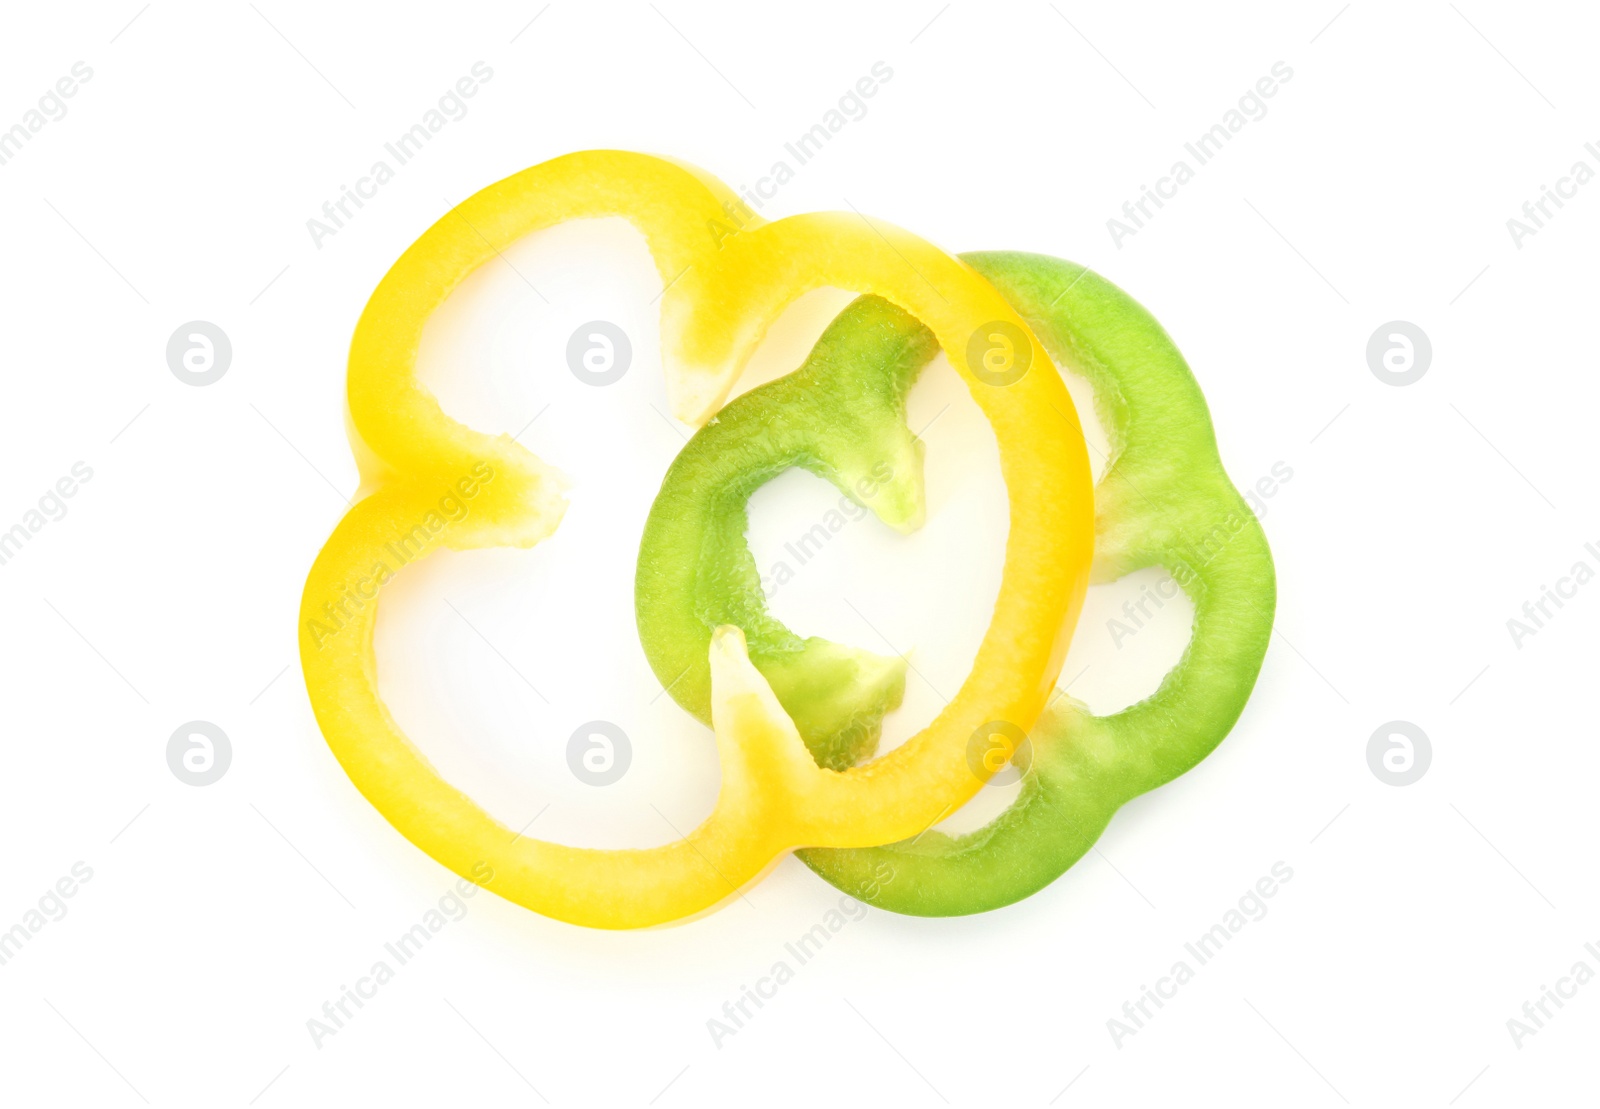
[299,151,1094,929]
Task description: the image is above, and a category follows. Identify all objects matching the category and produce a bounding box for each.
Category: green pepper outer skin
[635,252,1276,915]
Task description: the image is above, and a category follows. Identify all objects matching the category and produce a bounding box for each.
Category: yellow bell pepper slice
[299,150,1093,928]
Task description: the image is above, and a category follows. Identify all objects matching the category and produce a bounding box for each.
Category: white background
[0,1,1594,1106]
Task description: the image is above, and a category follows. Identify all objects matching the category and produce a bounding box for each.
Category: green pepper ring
[635,251,1276,916]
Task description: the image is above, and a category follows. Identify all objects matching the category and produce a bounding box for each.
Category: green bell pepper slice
[635,251,1275,915]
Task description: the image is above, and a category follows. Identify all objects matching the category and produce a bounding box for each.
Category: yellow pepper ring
[299,150,1094,928]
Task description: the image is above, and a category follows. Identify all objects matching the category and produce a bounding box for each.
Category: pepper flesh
[299,153,1095,928]
[635,251,1275,916]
